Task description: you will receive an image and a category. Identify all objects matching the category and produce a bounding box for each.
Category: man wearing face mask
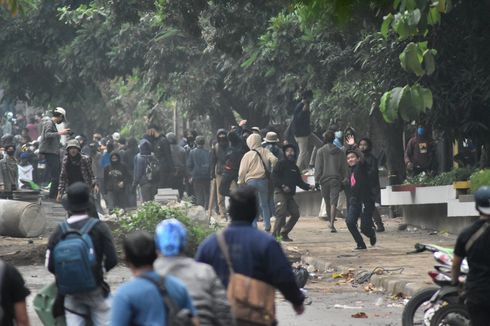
[39,107,71,200]
[0,144,18,199]
[404,124,436,176]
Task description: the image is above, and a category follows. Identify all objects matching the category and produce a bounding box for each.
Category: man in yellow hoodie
[238,134,278,231]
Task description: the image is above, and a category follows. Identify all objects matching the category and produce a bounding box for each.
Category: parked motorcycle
[402,243,468,326]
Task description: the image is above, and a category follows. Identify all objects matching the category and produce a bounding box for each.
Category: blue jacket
[195,222,304,306]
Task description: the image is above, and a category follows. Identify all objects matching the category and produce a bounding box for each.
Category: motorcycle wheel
[402,287,439,326]
[429,303,470,326]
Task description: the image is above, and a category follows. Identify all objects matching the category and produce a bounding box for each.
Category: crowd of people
[1,95,489,325]
[1,182,305,326]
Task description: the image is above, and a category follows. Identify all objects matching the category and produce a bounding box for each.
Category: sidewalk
[281,216,457,297]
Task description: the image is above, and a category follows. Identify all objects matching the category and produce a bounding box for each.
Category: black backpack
[144,154,160,182]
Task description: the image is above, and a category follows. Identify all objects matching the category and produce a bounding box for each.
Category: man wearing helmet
[39,107,71,200]
[452,186,490,326]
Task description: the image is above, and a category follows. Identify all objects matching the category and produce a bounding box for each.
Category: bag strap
[80,218,99,235]
[465,221,490,253]
[60,222,72,235]
[216,231,235,275]
[139,274,179,321]
[252,150,269,175]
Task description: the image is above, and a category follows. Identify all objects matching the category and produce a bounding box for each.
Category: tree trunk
[373,110,406,183]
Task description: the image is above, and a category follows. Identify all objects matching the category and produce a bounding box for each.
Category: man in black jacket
[345,150,376,250]
[271,145,314,241]
[146,125,174,188]
[292,90,313,171]
[46,182,118,325]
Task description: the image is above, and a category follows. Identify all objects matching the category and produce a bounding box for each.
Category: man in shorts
[314,131,347,232]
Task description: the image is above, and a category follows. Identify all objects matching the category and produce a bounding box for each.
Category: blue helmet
[155,219,187,256]
[475,186,490,215]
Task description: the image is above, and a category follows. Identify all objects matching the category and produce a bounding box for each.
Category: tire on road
[402,287,438,326]
[429,303,470,326]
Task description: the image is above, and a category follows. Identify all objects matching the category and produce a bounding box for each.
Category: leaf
[379,91,396,123]
[423,49,436,75]
[419,86,433,111]
[393,15,409,40]
[427,6,441,25]
[400,43,425,76]
[408,9,421,27]
[241,51,258,68]
[381,13,394,39]
[438,0,452,13]
[398,85,414,121]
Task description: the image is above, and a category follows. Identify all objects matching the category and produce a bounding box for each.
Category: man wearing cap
[57,139,98,204]
[262,132,284,161]
[154,219,234,326]
[39,107,71,199]
[46,182,117,325]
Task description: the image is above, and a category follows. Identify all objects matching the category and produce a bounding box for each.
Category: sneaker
[353,245,367,251]
[369,233,377,246]
[281,234,293,242]
[376,225,385,232]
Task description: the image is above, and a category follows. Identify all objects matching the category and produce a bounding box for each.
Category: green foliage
[118,202,213,255]
[404,168,474,186]
[399,42,436,77]
[379,83,432,123]
[470,169,490,194]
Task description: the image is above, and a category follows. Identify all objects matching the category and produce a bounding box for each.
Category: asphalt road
[277,290,403,326]
[21,265,404,326]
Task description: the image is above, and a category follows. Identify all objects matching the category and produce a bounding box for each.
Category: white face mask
[335,131,343,139]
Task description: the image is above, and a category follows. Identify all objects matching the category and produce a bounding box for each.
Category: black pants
[467,302,490,326]
[346,201,375,248]
[45,153,60,199]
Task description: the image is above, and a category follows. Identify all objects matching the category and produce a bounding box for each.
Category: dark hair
[324,131,335,144]
[229,186,258,223]
[148,124,162,132]
[359,137,372,151]
[301,90,313,100]
[123,231,157,267]
[119,137,126,145]
[346,149,359,158]
[282,144,296,154]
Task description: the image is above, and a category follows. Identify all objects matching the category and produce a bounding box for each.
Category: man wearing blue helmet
[154,219,234,326]
[452,186,490,326]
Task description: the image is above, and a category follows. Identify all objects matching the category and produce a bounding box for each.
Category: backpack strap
[216,230,235,275]
[80,218,99,235]
[465,221,490,253]
[59,222,72,235]
[139,274,181,323]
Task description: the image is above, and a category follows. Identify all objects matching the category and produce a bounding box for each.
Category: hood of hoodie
[110,152,121,165]
[166,132,177,145]
[139,139,152,155]
[246,133,262,150]
[228,131,242,147]
[216,129,227,139]
[325,143,341,154]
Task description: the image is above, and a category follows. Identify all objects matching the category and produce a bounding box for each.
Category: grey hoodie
[154,256,234,326]
[314,143,347,184]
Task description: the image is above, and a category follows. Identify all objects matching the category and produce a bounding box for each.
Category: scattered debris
[375,297,384,306]
[334,304,363,309]
[351,312,368,319]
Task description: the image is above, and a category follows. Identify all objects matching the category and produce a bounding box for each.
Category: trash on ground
[334,304,363,309]
[351,312,368,318]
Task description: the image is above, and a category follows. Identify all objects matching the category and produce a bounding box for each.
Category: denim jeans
[64,287,110,326]
[247,178,272,231]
